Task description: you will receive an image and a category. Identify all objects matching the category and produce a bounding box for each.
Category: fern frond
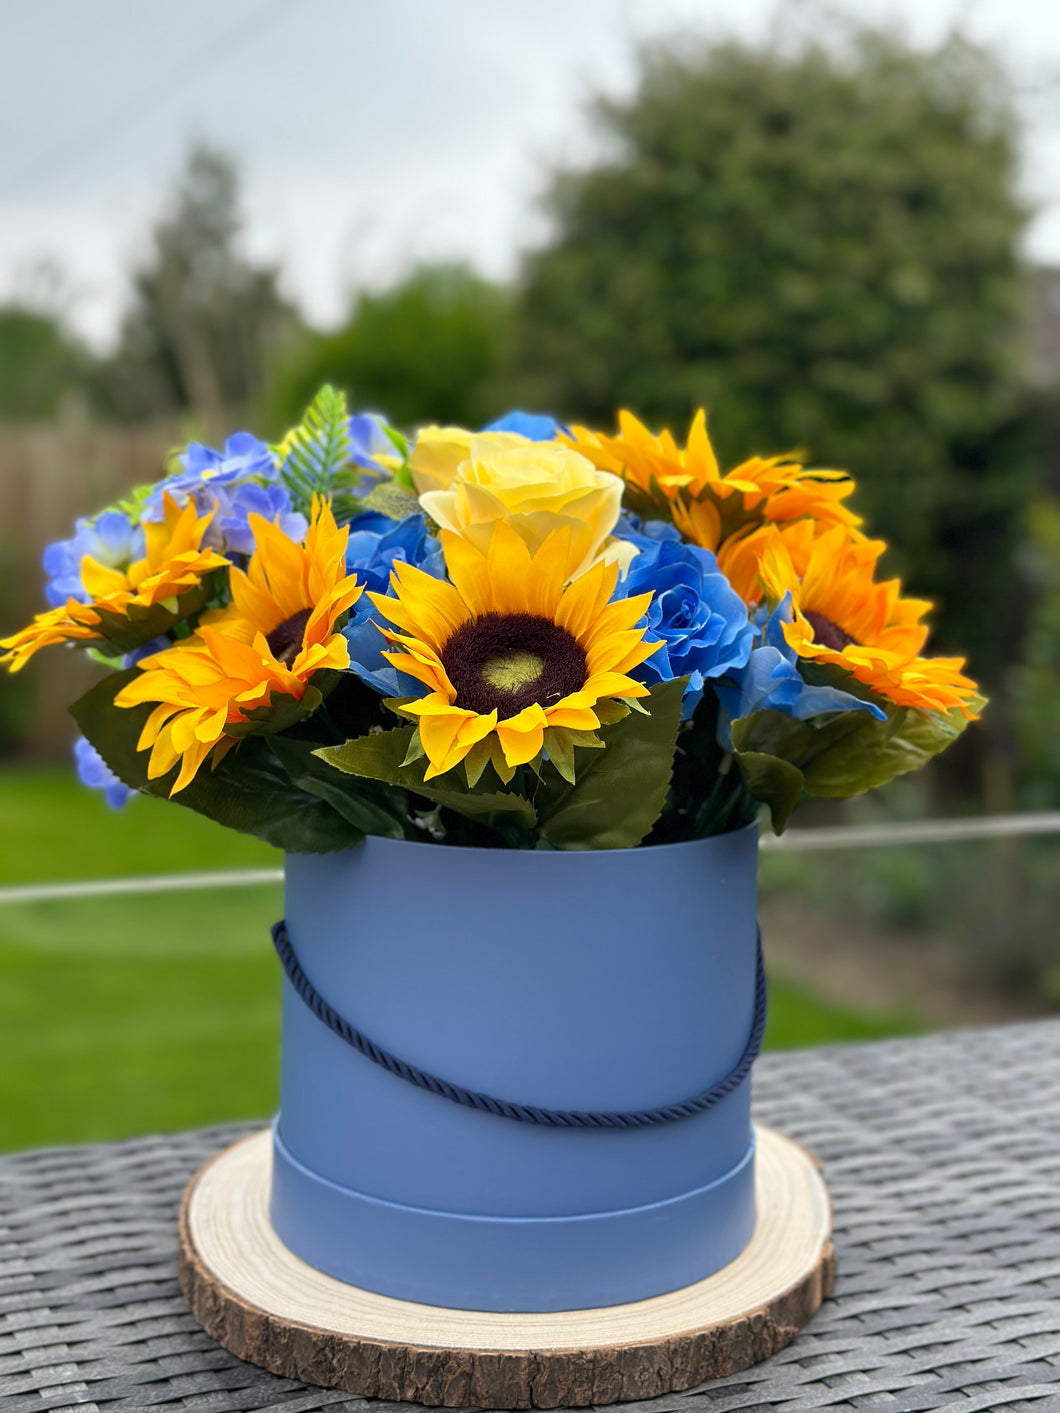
[279,385,352,511]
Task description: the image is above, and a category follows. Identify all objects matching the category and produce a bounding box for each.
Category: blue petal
[614,532,754,709]
[483,411,565,440]
[715,645,886,749]
[92,510,135,557]
[74,736,135,808]
[348,413,397,472]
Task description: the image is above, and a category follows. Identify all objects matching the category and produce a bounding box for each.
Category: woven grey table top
[2,1020,1060,1413]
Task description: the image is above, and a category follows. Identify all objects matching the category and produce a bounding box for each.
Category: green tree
[513,29,1034,685]
[265,263,510,434]
[98,145,301,426]
[1013,491,1060,804]
[0,307,88,419]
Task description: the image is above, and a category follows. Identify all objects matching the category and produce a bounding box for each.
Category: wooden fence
[0,419,181,758]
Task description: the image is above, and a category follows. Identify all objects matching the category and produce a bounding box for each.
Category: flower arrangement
[2,387,982,851]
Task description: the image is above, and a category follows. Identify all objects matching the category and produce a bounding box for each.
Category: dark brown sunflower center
[804,609,858,652]
[441,613,587,717]
[266,607,311,665]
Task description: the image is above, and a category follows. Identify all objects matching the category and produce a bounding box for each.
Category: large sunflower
[565,409,860,552]
[0,494,227,671]
[758,525,980,717]
[370,521,659,781]
[115,498,362,793]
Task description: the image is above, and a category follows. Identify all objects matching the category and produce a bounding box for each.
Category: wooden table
[3,1020,1060,1411]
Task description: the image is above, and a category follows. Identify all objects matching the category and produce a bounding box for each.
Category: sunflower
[114,498,362,793]
[369,520,659,781]
[565,409,860,552]
[717,518,826,605]
[0,494,227,672]
[758,524,981,717]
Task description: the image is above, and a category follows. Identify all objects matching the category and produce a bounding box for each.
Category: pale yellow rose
[406,426,477,495]
[412,430,636,580]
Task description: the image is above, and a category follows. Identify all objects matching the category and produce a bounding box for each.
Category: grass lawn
[0,765,918,1154]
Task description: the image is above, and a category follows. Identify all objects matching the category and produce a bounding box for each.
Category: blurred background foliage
[93,147,303,426]
[0,306,89,419]
[2,20,1060,1147]
[512,32,1033,690]
[264,263,512,435]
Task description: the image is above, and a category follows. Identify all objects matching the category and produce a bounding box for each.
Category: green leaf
[268,735,409,839]
[318,726,537,829]
[541,725,603,784]
[221,669,344,739]
[649,694,757,843]
[89,582,209,654]
[401,731,426,767]
[381,422,410,460]
[86,648,126,670]
[112,482,155,522]
[537,676,685,850]
[463,737,492,787]
[730,697,984,819]
[801,700,983,797]
[71,670,363,853]
[730,748,804,833]
[593,699,631,726]
[279,384,352,510]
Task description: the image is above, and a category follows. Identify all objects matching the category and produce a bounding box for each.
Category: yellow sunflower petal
[436,531,493,618]
[495,704,548,767]
[483,519,535,616]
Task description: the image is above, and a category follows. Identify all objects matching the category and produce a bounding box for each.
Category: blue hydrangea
[74,735,135,810]
[210,482,307,557]
[137,431,314,558]
[614,520,754,719]
[123,635,174,669]
[342,511,445,696]
[349,413,398,472]
[715,593,886,744]
[142,432,279,525]
[42,511,144,606]
[483,411,565,441]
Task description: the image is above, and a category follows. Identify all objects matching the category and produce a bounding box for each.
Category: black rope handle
[271,919,766,1129]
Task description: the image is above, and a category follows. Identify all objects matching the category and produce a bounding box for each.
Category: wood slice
[178,1125,834,1409]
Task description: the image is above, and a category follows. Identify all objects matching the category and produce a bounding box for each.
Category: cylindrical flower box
[269,822,760,1313]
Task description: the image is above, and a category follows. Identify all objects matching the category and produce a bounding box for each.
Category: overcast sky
[2,0,1060,349]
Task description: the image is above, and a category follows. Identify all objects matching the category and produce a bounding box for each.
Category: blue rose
[483,411,565,441]
[715,594,886,744]
[342,511,445,696]
[615,520,754,719]
[74,735,135,810]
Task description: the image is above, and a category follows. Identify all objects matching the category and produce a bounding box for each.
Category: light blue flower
[349,413,399,472]
[483,411,565,441]
[210,482,307,558]
[139,432,311,558]
[715,594,886,744]
[342,511,445,696]
[74,735,135,810]
[123,635,173,669]
[42,512,144,606]
[142,432,279,524]
[614,520,754,719]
